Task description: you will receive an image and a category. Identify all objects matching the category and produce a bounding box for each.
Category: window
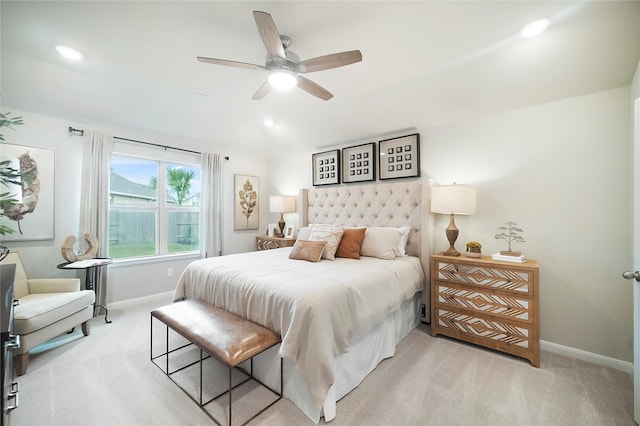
[109,154,201,260]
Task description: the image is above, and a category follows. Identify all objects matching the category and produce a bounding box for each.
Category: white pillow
[360,227,402,260]
[309,224,344,260]
[396,226,411,257]
[297,226,312,241]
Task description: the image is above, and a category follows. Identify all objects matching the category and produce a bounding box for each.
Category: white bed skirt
[249,291,422,423]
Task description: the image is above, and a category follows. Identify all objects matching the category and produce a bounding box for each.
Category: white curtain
[200,152,223,257]
[79,131,113,312]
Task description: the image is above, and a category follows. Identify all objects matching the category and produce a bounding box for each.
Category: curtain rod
[68,126,230,160]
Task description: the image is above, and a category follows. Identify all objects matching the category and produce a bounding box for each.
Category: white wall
[268,87,634,362]
[632,60,640,104]
[1,108,268,303]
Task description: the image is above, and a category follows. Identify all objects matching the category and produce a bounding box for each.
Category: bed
[174,179,432,423]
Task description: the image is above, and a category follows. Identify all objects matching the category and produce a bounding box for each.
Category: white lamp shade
[270,195,296,213]
[431,184,477,215]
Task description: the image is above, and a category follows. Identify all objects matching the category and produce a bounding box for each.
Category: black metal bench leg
[228,366,233,426]
[200,348,204,406]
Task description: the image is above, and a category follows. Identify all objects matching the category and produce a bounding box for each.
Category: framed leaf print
[234,174,259,230]
[0,143,55,241]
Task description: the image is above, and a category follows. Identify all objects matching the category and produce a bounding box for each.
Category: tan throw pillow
[336,227,366,259]
[288,240,327,262]
[309,224,344,260]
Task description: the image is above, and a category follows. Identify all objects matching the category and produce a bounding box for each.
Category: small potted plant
[465,241,482,258]
[494,221,526,256]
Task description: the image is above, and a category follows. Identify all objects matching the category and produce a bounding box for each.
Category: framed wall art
[378,133,420,180]
[342,142,375,184]
[312,149,340,186]
[234,174,259,230]
[0,143,55,241]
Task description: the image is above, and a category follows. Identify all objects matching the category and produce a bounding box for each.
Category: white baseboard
[541,339,633,374]
[107,291,173,310]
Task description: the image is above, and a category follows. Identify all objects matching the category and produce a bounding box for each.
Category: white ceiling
[2,1,639,156]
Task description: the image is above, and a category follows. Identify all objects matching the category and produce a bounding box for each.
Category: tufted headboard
[300,179,433,318]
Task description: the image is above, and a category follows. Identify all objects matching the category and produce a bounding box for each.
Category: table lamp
[270,195,296,237]
[431,183,477,256]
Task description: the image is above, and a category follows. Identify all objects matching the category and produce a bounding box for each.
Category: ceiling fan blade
[252,80,272,100]
[297,50,362,73]
[197,56,266,71]
[297,76,333,101]
[253,11,285,59]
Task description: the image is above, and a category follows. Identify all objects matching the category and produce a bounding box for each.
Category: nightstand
[256,236,296,251]
[430,253,540,367]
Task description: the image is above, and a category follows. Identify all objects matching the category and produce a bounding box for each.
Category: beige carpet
[9,294,635,426]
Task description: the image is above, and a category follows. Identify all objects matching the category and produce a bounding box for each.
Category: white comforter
[174,247,424,412]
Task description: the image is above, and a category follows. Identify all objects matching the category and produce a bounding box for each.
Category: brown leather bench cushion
[152,299,280,367]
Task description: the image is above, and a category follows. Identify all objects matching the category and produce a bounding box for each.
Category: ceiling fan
[197,11,362,101]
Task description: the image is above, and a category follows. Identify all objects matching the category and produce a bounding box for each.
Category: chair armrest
[27,278,82,293]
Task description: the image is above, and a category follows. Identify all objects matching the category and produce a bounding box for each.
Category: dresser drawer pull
[7,382,19,410]
[7,334,20,349]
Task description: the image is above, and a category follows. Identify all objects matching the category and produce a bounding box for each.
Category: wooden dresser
[255,236,296,251]
[430,253,540,367]
[1,264,18,426]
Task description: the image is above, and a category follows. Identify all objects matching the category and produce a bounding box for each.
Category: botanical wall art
[312,149,340,186]
[342,142,375,183]
[378,133,420,180]
[234,174,259,230]
[0,143,55,241]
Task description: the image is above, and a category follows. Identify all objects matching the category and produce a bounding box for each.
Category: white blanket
[174,247,424,412]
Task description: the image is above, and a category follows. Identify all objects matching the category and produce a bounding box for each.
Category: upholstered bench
[150,299,282,426]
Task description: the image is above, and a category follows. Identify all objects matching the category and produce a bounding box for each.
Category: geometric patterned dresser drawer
[434,308,534,350]
[431,254,540,367]
[435,260,535,296]
[435,284,532,323]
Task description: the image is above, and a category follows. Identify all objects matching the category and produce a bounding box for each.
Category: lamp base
[443,213,461,256]
[276,213,285,238]
[443,247,461,257]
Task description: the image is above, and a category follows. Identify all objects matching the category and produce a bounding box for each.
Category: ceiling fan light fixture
[268,69,298,90]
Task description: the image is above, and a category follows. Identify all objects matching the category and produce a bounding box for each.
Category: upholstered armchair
[0,252,95,376]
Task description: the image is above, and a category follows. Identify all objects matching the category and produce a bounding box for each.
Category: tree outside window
[109,156,200,259]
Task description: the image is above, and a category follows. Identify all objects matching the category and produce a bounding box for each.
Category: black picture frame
[378,133,420,180]
[342,142,376,184]
[312,149,341,186]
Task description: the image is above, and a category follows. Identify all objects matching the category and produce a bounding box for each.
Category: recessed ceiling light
[264,119,275,127]
[519,19,550,38]
[55,45,83,61]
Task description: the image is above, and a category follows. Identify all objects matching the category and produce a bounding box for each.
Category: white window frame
[109,141,201,262]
